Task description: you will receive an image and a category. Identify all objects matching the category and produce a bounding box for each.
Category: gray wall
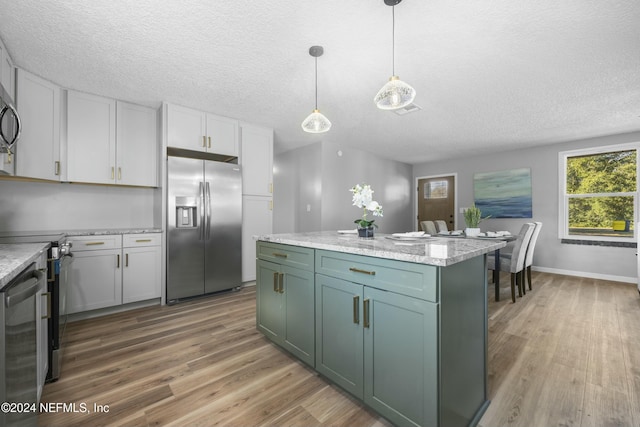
[274,141,413,234]
[413,131,640,282]
[0,180,159,232]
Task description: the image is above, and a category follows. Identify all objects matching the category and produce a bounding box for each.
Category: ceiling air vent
[392,103,421,116]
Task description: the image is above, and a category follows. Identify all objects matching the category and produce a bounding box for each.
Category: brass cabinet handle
[85,242,106,246]
[273,272,278,292]
[125,253,129,267]
[208,136,211,148]
[202,135,207,147]
[111,167,115,179]
[363,299,370,328]
[278,273,284,293]
[273,252,288,258]
[349,267,376,276]
[54,161,60,176]
[117,254,120,268]
[136,239,152,243]
[118,167,122,180]
[353,296,360,324]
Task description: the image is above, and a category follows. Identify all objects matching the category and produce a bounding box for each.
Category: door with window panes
[418,176,455,231]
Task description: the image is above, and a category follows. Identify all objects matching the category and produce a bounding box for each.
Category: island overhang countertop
[256,231,506,267]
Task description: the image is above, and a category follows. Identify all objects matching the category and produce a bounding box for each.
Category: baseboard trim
[532,266,636,284]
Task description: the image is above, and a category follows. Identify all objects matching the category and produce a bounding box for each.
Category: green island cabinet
[256,241,315,366]
[256,240,489,427]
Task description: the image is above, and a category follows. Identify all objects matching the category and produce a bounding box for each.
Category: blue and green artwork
[474,168,532,218]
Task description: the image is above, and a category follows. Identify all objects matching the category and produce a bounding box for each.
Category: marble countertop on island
[0,243,50,288]
[256,231,506,267]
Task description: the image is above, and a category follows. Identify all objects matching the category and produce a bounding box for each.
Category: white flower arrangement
[350,184,384,228]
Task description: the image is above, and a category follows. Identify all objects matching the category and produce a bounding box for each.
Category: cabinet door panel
[282,265,314,366]
[364,287,438,427]
[256,259,282,342]
[68,249,122,313]
[167,104,206,151]
[116,101,157,187]
[240,125,273,196]
[16,69,61,181]
[315,274,363,398]
[123,246,161,303]
[66,91,116,184]
[206,114,238,156]
[242,197,272,282]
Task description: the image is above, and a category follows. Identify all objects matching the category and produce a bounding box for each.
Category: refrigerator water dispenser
[175,196,197,228]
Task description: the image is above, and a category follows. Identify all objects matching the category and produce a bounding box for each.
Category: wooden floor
[38,272,640,427]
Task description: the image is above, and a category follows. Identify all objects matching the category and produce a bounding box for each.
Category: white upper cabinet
[66,90,116,184]
[16,69,62,181]
[167,103,238,156]
[0,38,15,98]
[67,91,158,186]
[116,101,157,187]
[0,38,15,175]
[167,103,205,151]
[206,114,238,156]
[240,124,273,197]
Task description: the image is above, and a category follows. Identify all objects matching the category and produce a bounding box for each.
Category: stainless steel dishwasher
[0,263,45,427]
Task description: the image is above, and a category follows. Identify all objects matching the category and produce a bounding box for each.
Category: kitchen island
[255,231,505,427]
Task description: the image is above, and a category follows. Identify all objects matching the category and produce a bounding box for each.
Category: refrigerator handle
[199,181,205,241]
[205,182,212,240]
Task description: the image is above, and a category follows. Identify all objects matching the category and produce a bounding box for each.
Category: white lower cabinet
[68,233,161,314]
[68,247,123,314]
[122,234,161,303]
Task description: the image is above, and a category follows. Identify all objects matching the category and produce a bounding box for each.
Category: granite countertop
[0,243,50,288]
[65,228,162,236]
[257,231,506,267]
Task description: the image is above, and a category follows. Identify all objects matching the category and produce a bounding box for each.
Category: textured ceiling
[0,0,639,164]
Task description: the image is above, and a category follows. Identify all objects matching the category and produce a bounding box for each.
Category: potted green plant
[463,204,488,237]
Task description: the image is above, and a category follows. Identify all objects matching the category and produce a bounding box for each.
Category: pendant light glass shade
[375,0,416,111]
[302,46,331,134]
[301,109,332,133]
[374,76,416,110]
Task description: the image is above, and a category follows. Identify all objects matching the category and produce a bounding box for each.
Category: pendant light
[374,0,416,110]
[302,46,332,133]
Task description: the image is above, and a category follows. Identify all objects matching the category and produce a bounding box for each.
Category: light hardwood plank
[38,274,640,427]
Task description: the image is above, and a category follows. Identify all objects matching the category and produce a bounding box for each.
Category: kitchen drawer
[68,235,122,251]
[315,249,439,302]
[256,241,314,271]
[123,233,161,248]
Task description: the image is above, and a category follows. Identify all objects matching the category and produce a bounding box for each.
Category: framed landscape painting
[473,168,532,218]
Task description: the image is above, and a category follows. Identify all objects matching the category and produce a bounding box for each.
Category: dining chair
[435,220,448,233]
[420,221,437,235]
[523,222,543,291]
[487,222,535,303]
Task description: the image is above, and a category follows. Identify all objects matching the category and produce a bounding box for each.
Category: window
[424,180,448,199]
[559,143,638,242]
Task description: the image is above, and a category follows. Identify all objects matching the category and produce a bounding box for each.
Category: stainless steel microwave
[0,82,21,156]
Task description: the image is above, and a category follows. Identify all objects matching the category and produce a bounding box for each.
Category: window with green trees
[561,145,637,240]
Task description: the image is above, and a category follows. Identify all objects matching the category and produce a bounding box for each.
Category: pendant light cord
[392,5,395,76]
[315,56,318,110]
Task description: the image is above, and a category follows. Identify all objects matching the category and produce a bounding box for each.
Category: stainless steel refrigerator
[167,152,242,303]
